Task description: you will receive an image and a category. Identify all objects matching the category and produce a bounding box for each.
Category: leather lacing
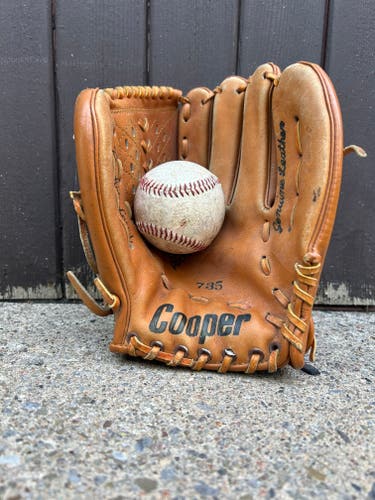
[262,221,270,242]
[280,261,321,358]
[180,81,248,109]
[179,82,248,159]
[245,350,263,374]
[260,256,271,276]
[124,333,280,374]
[104,85,182,101]
[263,71,280,86]
[67,191,120,316]
[272,288,290,308]
[193,348,212,371]
[200,85,222,105]
[167,345,189,367]
[288,117,303,231]
[144,341,163,360]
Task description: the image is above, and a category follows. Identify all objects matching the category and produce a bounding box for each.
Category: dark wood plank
[149,0,239,91]
[317,0,375,305]
[0,1,60,299]
[238,0,326,73]
[55,0,147,297]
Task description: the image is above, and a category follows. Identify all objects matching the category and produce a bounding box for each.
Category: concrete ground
[0,303,374,499]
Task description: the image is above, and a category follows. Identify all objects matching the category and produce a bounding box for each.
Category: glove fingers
[178,76,249,205]
[178,87,214,167]
[268,62,343,368]
[208,76,248,204]
[269,62,343,259]
[229,63,281,224]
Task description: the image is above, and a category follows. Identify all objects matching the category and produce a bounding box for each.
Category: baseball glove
[68,61,353,373]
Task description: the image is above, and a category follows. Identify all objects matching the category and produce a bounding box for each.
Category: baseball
[134,161,226,254]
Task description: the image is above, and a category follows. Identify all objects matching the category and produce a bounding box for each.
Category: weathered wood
[149,0,239,90]
[54,0,147,297]
[238,0,326,73]
[0,0,60,299]
[1,0,373,305]
[317,0,375,305]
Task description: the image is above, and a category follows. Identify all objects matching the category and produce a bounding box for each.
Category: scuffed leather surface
[73,62,343,372]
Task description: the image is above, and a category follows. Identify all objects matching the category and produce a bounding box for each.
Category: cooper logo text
[149,303,251,344]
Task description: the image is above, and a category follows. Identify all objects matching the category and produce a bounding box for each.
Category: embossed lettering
[148,304,251,344]
[149,303,173,333]
[233,314,252,335]
[273,121,287,234]
[199,314,218,344]
[186,316,201,337]
[169,312,187,334]
[217,314,235,336]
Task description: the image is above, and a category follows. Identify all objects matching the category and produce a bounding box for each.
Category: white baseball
[134,161,225,254]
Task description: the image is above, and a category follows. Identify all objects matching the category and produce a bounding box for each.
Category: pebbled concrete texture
[0,303,374,499]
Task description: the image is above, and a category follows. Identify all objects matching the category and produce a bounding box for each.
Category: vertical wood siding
[318,0,375,305]
[54,0,147,298]
[0,1,60,299]
[0,0,373,304]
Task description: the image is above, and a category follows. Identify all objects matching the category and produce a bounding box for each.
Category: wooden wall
[0,0,373,305]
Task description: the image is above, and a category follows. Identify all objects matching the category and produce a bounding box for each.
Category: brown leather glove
[68,62,344,373]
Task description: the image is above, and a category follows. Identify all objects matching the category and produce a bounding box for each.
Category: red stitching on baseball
[139,174,219,198]
[136,221,207,251]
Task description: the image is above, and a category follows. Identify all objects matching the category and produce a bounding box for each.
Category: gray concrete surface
[0,303,374,499]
